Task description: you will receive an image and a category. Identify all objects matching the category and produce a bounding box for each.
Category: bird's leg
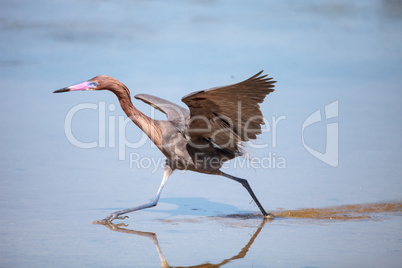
[220,172,274,218]
[94,164,173,224]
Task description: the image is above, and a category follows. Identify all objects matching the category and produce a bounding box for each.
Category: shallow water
[1,0,402,267]
[96,201,402,267]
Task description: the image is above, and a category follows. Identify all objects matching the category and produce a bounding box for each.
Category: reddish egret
[54,71,276,222]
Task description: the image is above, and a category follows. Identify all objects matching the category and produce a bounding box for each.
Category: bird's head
[53,75,131,99]
[53,75,115,93]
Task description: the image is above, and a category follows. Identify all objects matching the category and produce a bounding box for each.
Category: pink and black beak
[53,81,98,93]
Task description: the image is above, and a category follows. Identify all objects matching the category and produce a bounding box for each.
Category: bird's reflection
[98,219,268,268]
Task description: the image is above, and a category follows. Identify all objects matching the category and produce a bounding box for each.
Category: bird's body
[54,71,276,223]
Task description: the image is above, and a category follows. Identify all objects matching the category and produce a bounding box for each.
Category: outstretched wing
[135,94,190,122]
[181,71,276,154]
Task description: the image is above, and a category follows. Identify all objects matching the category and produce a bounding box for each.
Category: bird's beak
[53,81,98,93]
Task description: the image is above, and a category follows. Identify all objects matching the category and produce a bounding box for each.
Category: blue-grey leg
[221,172,274,218]
[94,164,174,223]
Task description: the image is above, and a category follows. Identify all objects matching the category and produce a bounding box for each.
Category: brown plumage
[88,75,164,148]
[182,71,275,156]
[54,71,276,223]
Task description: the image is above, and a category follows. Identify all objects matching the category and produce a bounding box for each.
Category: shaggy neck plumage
[110,82,163,147]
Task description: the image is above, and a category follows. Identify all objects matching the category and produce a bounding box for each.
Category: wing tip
[134,93,147,100]
[248,70,275,81]
[246,71,276,90]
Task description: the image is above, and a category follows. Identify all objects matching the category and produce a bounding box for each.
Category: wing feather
[135,94,190,121]
[181,71,276,154]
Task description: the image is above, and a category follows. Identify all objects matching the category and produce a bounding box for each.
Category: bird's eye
[89,82,98,87]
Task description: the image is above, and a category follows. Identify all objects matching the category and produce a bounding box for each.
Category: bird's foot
[92,213,128,225]
[264,213,275,219]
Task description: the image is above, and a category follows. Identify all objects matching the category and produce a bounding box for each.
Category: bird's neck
[116,88,163,148]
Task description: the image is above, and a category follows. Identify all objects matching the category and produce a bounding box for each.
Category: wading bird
[54,71,276,223]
